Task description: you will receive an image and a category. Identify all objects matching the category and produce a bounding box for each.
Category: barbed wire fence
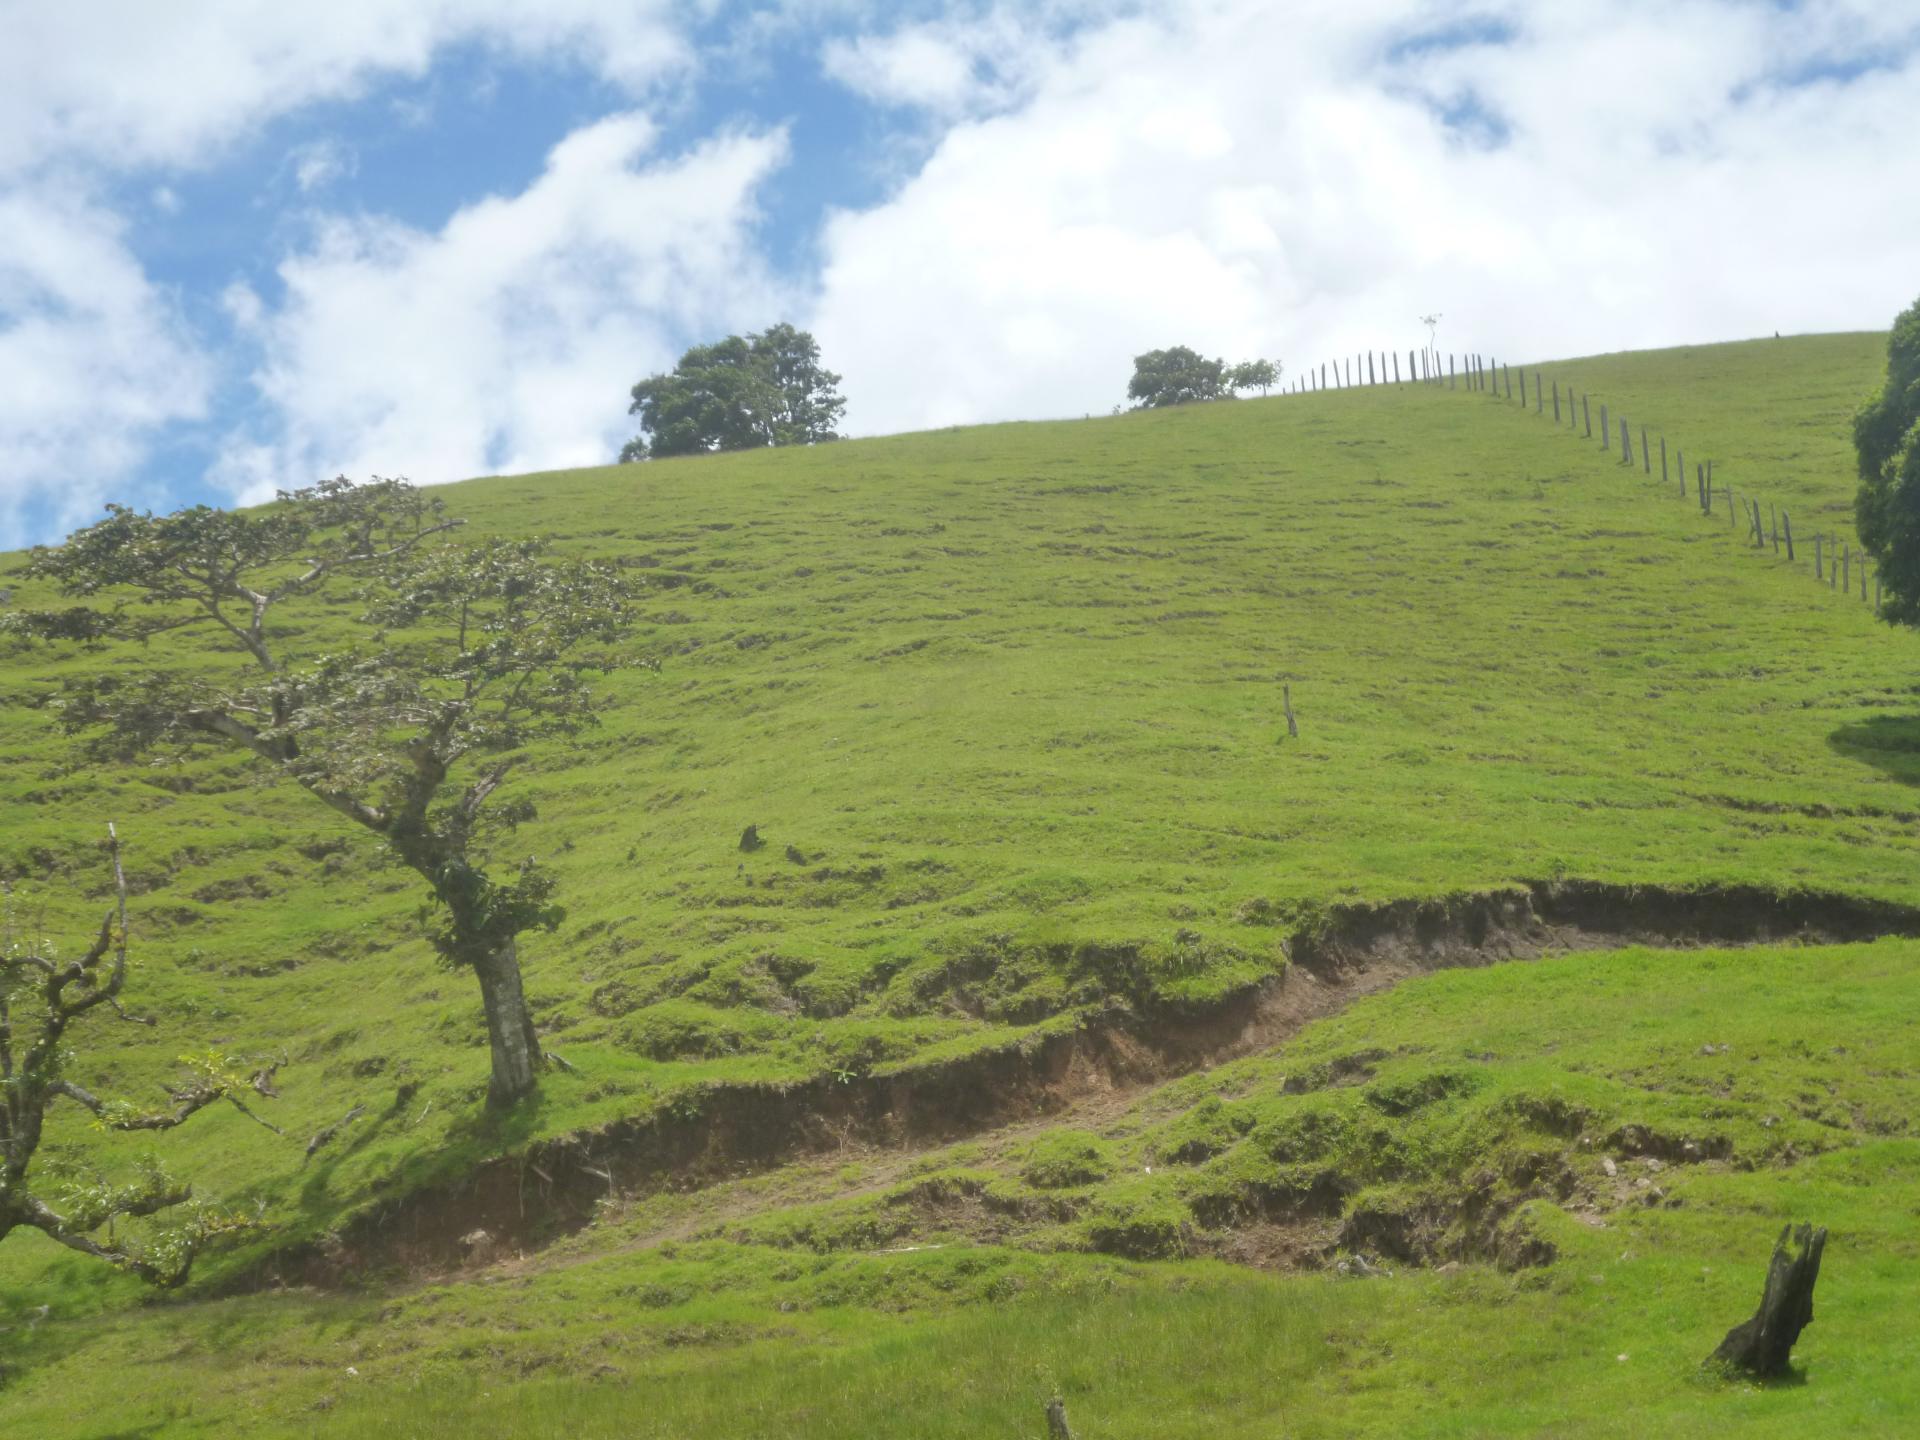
[1285,347,1881,610]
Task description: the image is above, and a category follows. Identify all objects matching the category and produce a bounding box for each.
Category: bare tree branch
[2,830,286,1284]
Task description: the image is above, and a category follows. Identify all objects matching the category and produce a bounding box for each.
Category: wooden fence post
[1728,488,1736,528]
[1552,381,1561,423]
[1621,416,1632,465]
[1696,462,1706,512]
[1704,462,1713,511]
[1368,352,1376,385]
[1784,511,1794,561]
[1677,449,1685,495]
[1503,363,1512,400]
[1815,533,1823,580]
[1583,394,1592,437]
[1660,435,1668,484]
[1842,544,1850,591]
[1641,425,1650,474]
[1518,367,1526,407]
[1537,372,1544,413]
[1449,353,1456,388]
[1046,1397,1076,1440]
[1770,503,1779,551]
[1600,402,1609,447]
[1283,683,1299,738]
[1410,349,1418,386]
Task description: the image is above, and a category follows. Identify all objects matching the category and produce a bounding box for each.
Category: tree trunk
[469,935,542,1108]
[1709,1223,1826,1377]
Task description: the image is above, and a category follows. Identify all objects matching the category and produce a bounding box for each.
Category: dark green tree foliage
[1127,347,1233,408]
[624,323,846,459]
[4,480,639,1108]
[2,829,280,1285]
[1854,295,1920,622]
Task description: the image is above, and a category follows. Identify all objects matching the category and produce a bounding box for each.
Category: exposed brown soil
[245,879,1920,1289]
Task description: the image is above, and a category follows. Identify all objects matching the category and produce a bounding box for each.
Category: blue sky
[2,0,1916,549]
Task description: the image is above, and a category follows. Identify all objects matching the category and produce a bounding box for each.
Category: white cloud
[290,139,358,194]
[818,2,1133,118]
[811,0,1920,435]
[221,280,265,332]
[217,115,790,502]
[0,2,692,178]
[0,183,208,548]
[0,1,699,543]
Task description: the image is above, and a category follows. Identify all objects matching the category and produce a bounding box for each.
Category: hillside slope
[3,331,1917,1435]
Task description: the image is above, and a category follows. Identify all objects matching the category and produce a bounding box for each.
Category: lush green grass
[5,938,1918,1437]
[4,331,1919,1433]
[1529,331,1881,522]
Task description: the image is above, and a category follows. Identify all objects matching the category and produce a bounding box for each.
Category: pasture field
[4,938,1918,1436]
[3,331,1916,1435]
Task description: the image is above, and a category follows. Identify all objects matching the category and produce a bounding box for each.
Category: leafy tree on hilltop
[2,828,281,1285]
[4,479,638,1109]
[1128,346,1232,408]
[1855,294,1920,623]
[623,323,846,460]
[1231,359,1281,397]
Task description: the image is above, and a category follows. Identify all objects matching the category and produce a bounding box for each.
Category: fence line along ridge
[1284,344,1880,611]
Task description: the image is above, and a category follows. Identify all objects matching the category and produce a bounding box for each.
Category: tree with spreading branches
[1127,346,1233,408]
[4,478,639,1108]
[1,827,281,1286]
[623,322,847,461]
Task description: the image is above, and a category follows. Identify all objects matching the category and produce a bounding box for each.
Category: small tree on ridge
[1231,359,1281,397]
[1127,346,1232,408]
[623,323,846,460]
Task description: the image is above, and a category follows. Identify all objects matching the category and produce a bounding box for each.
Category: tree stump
[738,824,763,852]
[1046,1397,1076,1440]
[1708,1223,1826,1377]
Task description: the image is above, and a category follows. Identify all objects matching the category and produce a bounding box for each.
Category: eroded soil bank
[250,880,1920,1286]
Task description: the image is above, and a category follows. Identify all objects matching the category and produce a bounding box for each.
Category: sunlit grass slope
[1,330,1913,1299]
[1529,331,1879,522]
[5,937,1918,1437]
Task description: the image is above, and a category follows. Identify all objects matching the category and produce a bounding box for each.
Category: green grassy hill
[4,331,1918,1436]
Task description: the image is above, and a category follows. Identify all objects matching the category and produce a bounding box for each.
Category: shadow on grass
[293,1084,558,1226]
[1827,715,1920,785]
